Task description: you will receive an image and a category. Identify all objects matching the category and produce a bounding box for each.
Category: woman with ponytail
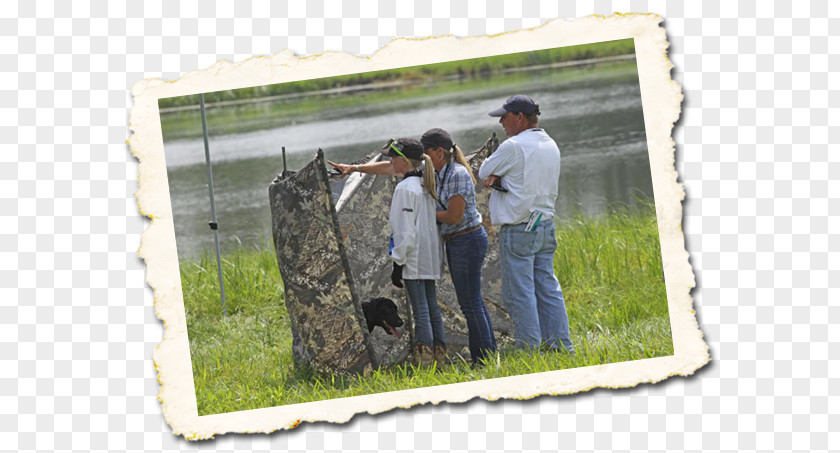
[380,138,444,366]
[420,128,497,367]
[327,130,497,367]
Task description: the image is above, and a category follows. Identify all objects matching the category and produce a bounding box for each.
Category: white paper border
[129,14,708,439]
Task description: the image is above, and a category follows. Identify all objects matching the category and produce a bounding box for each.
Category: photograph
[156,37,675,416]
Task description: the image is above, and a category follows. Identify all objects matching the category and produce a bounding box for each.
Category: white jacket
[389,176,442,280]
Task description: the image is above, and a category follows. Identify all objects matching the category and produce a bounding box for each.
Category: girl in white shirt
[384,138,445,366]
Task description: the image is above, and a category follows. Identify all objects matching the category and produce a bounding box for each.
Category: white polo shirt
[478,128,561,226]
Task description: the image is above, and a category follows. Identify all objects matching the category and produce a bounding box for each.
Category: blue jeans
[445,226,497,363]
[499,221,574,353]
[404,279,445,348]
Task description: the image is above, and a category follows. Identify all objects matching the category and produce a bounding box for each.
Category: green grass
[181,202,672,415]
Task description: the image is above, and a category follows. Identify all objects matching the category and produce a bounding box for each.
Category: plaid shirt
[435,162,483,235]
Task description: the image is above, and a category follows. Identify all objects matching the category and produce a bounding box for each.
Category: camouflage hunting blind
[268,135,512,375]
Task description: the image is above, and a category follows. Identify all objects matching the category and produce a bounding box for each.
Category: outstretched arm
[327,160,397,178]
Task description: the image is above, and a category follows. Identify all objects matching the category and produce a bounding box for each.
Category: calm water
[163,63,652,260]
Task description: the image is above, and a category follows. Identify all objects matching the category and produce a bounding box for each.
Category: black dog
[362,297,404,339]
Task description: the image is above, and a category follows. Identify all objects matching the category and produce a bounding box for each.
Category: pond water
[162,62,653,260]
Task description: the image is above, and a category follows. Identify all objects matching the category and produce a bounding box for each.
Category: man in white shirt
[478,95,574,354]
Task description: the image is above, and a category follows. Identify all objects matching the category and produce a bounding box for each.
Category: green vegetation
[160,59,640,141]
[160,39,635,109]
[181,201,672,415]
[158,39,638,141]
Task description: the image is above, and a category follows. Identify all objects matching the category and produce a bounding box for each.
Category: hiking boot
[413,343,433,366]
[433,342,447,364]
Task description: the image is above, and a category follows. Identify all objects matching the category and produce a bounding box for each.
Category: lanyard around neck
[436,161,453,210]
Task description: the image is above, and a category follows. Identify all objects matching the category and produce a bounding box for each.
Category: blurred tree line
[159,39,635,109]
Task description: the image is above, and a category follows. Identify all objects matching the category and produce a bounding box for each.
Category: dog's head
[363,297,404,338]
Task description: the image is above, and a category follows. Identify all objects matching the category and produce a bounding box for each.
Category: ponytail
[443,144,477,186]
[404,155,438,201]
[421,154,438,200]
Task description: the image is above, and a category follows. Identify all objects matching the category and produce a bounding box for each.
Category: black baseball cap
[420,128,453,151]
[488,94,540,117]
[380,137,424,160]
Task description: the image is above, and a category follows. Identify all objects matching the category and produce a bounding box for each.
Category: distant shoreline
[158,54,636,115]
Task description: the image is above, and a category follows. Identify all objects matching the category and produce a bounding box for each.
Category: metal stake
[199,93,227,316]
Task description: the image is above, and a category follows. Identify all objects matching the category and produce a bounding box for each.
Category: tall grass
[555,204,669,341]
[181,202,672,415]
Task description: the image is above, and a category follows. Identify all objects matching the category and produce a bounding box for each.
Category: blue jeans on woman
[404,279,445,348]
[499,221,574,353]
[445,226,497,364]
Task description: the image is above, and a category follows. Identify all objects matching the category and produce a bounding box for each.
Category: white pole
[199,94,227,316]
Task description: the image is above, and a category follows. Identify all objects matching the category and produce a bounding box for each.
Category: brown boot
[433,342,447,364]
[413,343,433,366]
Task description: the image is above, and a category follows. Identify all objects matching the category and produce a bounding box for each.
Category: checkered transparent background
[3,0,837,451]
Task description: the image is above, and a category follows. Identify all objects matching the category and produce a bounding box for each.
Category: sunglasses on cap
[387,138,408,159]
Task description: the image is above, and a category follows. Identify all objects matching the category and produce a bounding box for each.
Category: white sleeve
[478,140,517,179]
[389,187,417,267]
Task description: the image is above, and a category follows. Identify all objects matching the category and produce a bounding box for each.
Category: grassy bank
[181,202,672,415]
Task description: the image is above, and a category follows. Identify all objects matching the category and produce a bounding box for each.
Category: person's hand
[391,263,404,288]
[327,160,355,179]
[482,175,500,188]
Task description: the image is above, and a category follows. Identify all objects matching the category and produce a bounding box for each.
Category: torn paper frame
[129,14,708,439]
